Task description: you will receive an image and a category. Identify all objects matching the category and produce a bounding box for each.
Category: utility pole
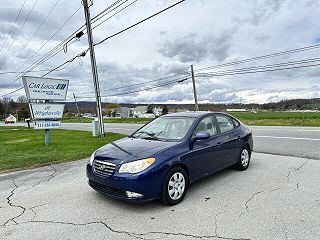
[82,0,105,137]
[16,109,18,122]
[190,65,199,111]
[73,93,81,120]
[44,100,50,146]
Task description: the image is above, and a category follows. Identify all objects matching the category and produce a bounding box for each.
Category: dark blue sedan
[87,111,253,205]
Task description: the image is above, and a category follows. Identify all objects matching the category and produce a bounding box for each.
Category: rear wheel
[160,166,188,205]
[236,146,251,170]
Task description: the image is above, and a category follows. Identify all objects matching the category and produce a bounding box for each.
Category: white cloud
[0,0,320,104]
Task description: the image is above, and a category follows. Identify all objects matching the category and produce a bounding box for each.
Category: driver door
[183,116,222,181]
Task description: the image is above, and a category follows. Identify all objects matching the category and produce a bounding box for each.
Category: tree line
[0,96,30,121]
[1,96,319,121]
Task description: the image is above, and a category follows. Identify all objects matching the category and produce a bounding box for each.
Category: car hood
[94,137,177,164]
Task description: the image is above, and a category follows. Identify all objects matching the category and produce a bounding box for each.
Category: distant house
[153,107,163,117]
[132,106,147,118]
[81,113,94,118]
[173,108,189,113]
[5,114,16,124]
[115,107,133,118]
[226,108,247,112]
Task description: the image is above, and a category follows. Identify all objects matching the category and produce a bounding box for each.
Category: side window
[194,116,218,137]
[216,115,234,133]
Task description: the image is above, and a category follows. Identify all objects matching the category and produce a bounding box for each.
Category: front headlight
[88,151,96,165]
[119,158,156,174]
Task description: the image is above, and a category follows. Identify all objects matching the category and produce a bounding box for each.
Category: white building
[5,114,16,123]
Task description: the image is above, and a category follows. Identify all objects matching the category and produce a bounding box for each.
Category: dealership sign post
[23,76,69,146]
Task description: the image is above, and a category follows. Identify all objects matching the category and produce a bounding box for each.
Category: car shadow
[92,160,259,212]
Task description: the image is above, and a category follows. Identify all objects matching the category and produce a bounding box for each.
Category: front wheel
[235,146,251,171]
[160,166,188,205]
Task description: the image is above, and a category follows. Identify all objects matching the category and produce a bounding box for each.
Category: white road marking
[107,128,137,131]
[255,135,320,141]
[252,128,320,132]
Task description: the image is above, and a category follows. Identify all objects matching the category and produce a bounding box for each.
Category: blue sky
[0,0,320,104]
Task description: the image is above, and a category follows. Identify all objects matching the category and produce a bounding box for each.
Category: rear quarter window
[216,115,235,133]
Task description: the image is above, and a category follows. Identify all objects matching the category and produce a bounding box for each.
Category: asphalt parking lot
[1,152,319,240]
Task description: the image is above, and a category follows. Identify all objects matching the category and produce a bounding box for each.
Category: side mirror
[194,131,210,141]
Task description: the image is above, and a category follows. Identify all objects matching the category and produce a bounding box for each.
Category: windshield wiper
[132,131,167,141]
[133,131,155,138]
[141,136,167,142]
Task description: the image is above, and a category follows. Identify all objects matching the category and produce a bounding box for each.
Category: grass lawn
[0,126,126,172]
[62,117,150,124]
[229,111,320,126]
[62,112,320,126]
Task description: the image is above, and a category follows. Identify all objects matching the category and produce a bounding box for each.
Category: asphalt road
[2,122,320,159]
[1,152,319,240]
[60,123,320,160]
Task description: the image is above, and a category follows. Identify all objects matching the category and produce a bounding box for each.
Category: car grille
[89,180,126,198]
[93,160,116,177]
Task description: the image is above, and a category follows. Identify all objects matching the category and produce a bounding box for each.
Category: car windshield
[131,117,195,141]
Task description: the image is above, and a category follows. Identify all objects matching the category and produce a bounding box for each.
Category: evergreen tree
[146,104,154,114]
[162,105,169,115]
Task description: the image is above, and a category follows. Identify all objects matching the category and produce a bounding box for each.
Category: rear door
[214,114,242,167]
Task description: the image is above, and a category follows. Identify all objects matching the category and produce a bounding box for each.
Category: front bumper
[86,163,164,202]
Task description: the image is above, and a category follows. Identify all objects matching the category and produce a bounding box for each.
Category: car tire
[235,146,251,171]
[160,166,188,205]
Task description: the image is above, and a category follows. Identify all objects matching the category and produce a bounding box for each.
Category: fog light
[125,191,143,198]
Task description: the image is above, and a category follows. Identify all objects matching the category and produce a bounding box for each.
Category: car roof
[163,111,215,118]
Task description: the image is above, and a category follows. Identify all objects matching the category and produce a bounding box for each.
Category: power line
[0,0,27,55]
[3,0,39,58]
[4,56,320,99]
[65,0,130,41]
[1,50,87,97]
[197,62,320,78]
[4,0,320,99]
[108,77,189,96]
[65,57,320,96]
[76,57,320,98]
[78,72,190,95]
[76,60,320,99]
[1,87,24,98]
[41,51,87,77]
[94,0,186,46]
[6,51,320,98]
[0,0,186,96]
[73,0,188,96]
[194,43,320,73]
[76,77,190,99]
[91,0,124,22]
[0,69,51,75]
[92,0,139,30]
[15,6,82,71]
[76,74,191,97]
[0,0,137,92]
[197,57,320,76]
[0,6,82,93]
[5,0,61,69]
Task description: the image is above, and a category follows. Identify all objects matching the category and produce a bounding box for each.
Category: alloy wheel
[168,172,185,200]
[241,148,250,167]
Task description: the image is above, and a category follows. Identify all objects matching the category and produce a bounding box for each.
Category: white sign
[30,103,64,119]
[23,76,69,100]
[33,120,61,129]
